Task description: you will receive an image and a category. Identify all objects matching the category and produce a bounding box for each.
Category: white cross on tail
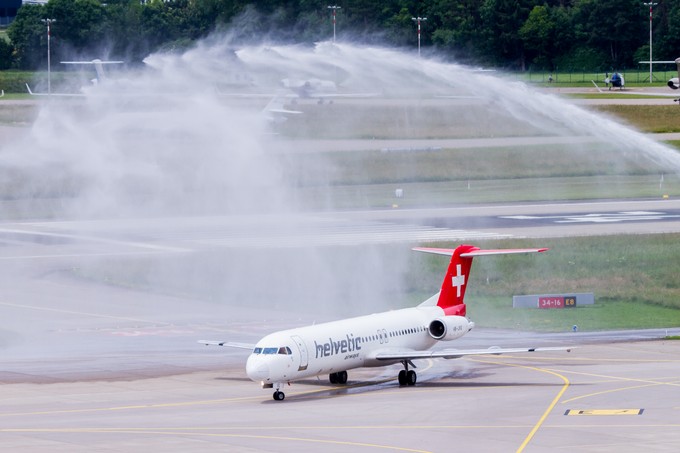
[451,264,465,297]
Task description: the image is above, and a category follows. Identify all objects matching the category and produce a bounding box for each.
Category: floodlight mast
[42,18,56,96]
[411,16,427,57]
[643,2,658,83]
[328,5,341,43]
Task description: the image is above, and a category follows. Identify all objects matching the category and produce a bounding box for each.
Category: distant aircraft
[589,57,680,103]
[26,59,124,96]
[262,96,303,123]
[200,244,569,401]
[281,78,379,103]
[606,72,624,89]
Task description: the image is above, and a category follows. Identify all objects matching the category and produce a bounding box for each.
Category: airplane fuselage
[245,305,471,384]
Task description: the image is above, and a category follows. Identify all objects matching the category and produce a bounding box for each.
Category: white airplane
[280,77,379,103]
[26,59,124,96]
[200,244,570,401]
[261,95,303,123]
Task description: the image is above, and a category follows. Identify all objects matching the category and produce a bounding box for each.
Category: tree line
[2,0,680,72]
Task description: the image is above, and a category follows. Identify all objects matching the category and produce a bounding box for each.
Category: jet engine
[668,77,680,90]
[428,316,472,341]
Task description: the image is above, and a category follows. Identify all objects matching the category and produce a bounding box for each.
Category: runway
[3,339,680,452]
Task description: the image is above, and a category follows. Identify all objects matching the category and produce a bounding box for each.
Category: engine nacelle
[428,316,472,341]
[668,78,679,90]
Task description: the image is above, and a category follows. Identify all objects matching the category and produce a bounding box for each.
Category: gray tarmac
[1,203,680,452]
[2,339,680,452]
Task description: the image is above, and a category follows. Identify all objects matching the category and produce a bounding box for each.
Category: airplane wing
[374,346,571,361]
[198,340,255,350]
[26,83,85,97]
[312,92,380,99]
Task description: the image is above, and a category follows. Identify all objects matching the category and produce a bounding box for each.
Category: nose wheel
[398,361,417,386]
[273,390,285,401]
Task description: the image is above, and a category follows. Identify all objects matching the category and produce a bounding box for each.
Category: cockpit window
[253,347,262,354]
[263,347,278,354]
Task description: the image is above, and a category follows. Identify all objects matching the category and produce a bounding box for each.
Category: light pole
[328,6,341,42]
[41,18,56,96]
[411,16,427,57]
[643,2,658,83]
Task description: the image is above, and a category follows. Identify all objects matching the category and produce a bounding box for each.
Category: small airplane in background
[219,77,378,104]
[280,77,378,103]
[200,244,570,401]
[590,58,680,103]
[262,95,303,123]
[26,59,124,96]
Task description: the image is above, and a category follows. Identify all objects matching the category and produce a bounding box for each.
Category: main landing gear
[398,360,417,386]
[329,371,348,384]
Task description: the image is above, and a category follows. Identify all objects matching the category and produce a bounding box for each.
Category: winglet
[25,83,35,95]
[0,89,4,98]
[591,80,604,93]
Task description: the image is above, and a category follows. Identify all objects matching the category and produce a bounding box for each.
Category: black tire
[338,371,348,384]
[398,370,407,386]
[407,370,417,386]
[273,391,285,401]
[329,372,338,384]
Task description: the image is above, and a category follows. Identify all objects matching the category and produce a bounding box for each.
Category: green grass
[281,143,679,208]
[589,105,680,133]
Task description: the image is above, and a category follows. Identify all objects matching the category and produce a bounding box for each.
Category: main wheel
[337,371,348,384]
[407,370,417,386]
[398,370,407,386]
[329,372,338,384]
[273,391,285,401]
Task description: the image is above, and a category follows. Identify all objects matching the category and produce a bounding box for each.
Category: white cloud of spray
[2,36,680,322]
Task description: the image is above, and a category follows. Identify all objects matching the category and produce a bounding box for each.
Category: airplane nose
[246,358,270,382]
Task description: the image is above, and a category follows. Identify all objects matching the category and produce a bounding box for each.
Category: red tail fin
[436,245,478,316]
[413,244,549,317]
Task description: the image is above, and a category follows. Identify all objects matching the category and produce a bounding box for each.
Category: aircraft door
[291,335,309,371]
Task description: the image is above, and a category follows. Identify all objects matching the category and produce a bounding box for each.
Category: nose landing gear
[273,390,285,401]
[272,383,285,401]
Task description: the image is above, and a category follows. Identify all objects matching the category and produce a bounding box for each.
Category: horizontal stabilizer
[413,247,548,257]
[61,60,124,65]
